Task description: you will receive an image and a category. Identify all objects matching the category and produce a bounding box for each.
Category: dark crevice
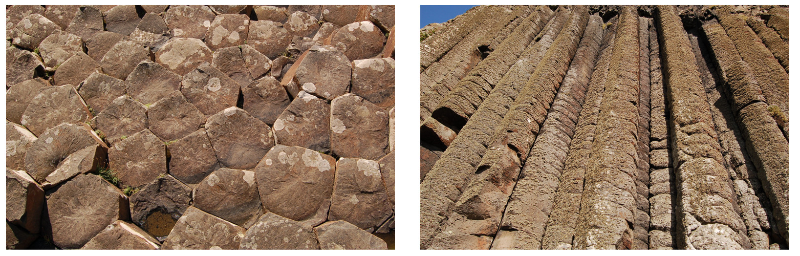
[236,88,245,108]
[475,165,490,175]
[135,5,147,18]
[431,107,467,133]
[477,45,492,59]
[420,125,448,151]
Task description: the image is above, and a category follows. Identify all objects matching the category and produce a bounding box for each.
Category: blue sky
[420,5,478,28]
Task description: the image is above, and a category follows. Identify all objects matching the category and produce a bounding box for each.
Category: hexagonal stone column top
[161,206,245,250]
[240,213,319,249]
[181,63,240,116]
[167,128,220,185]
[242,76,290,126]
[95,95,148,145]
[81,220,160,250]
[205,107,275,169]
[330,93,390,160]
[6,78,48,124]
[108,129,166,188]
[164,5,216,40]
[273,91,331,152]
[129,175,192,239]
[328,158,392,231]
[193,168,262,228]
[124,61,182,105]
[24,123,104,183]
[146,91,205,142]
[205,14,250,51]
[20,84,92,137]
[294,45,352,100]
[331,21,386,60]
[314,220,387,250]
[155,38,213,76]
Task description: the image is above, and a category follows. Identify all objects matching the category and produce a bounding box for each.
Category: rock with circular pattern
[294,45,352,100]
[20,85,92,137]
[129,175,192,239]
[94,95,147,145]
[193,168,262,228]
[181,63,240,116]
[247,20,292,59]
[23,123,104,183]
[205,107,275,169]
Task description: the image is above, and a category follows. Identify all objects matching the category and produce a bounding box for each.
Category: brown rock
[108,129,167,188]
[81,220,160,249]
[287,36,317,56]
[23,123,103,183]
[104,5,141,36]
[136,13,169,35]
[124,61,182,105]
[321,5,363,27]
[77,72,126,114]
[194,168,262,228]
[285,11,320,37]
[6,169,44,233]
[43,5,80,30]
[288,6,323,19]
[147,91,205,142]
[208,5,247,15]
[6,122,38,170]
[10,14,60,50]
[420,146,440,181]
[351,57,395,109]
[141,6,168,14]
[242,76,290,126]
[205,14,250,50]
[381,26,395,58]
[47,174,130,249]
[6,47,44,87]
[369,6,394,31]
[273,91,331,152]
[7,222,37,249]
[6,78,48,124]
[164,5,216,39]
[161,206,245,250]
[211,46,252,86]
[6,5,45,31]
[205,107,275,169]
[330,94,390,160]
[127,28,170,53]
[315,220,388,250]
[38,31,83,70]
[313,22,339,42]
[181,63,240,116]
[167,129,220,184]
[240,213,320,249]
[378,151,395,205]
[389,107,395,151]
[155,38,214,75]
[247,20,292,59]
[241,44,272,80]
[20,85,91,137]
[329,158,393,231]
[253,6,288,22]
[95,95,147,145]
[271,55,293,78]
[53,53,101,87]
[294,45,352,100]
[42,144,107,188]
[331,21,386,60]
[85,31,125,62]
[129,175,192,239]
[65,6,104,40]
[100,40,151,80]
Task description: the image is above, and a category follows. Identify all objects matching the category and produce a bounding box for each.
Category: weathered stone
[255,145,334,224]
[240,213,320,250]
[155,38,214,75]
[6,47,44,87]
[242,76,290,126]
[77,72,126,115]
[420,146,439,181]
[23,123,103,183]
[369,5,394,31]
[273,91,331,152]
[6,78,48,124]
[253,6,288,22]
[141,5,168,14]
[164,5,216,39]
[287,36,316,56]
[43,5,79,30]
[161,206,245,250]
[47,174,130,249]
[6,122,37,170]
[20,85,91,137]
[329,158,393,231]
[314,22,339,41]
[136,13,169,35]
[66,6,104,40]
[205,107,275,169]
[127,28,170,53]
[85,31,125,62]
[108,129,167,188]
[6,169,44,234]
[7,221,37,249]
[6,5,45,31]
[38,31,83,70]
[285,11,320,37]
[351,58,395,109]
[53,53,100,87]
[381,26,395,58]
[81,220,160,249]
[181,63,240,116]
[95,95,147,145]
[104,5,141,35]
[43,144,107,188]
[287,6,323,19]
[147,91,205,142]
[211,46,252,86]
[124,61,182,105]
[294,45,352,100]
[388,107,395,152]
[315,220,388,250]
[241,44,272,80]
[167,129,220,185]
[247,20,292,59]
[194,168,262,228]
[10,14,60,50]
[129,175,192,239]
[205,14,249,50]
[321,5,363,27]
[330,94,390,160]
[331,21,386,60]
[378,151,395,205]
[271,55,293,78]
[208,5,247,15]
[100,40,150,80]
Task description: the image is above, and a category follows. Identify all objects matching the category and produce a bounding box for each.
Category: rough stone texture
[104,5,141,36]
[85,31,125,62]
[7,221,37,249]
[54,53,101,87]
[6,122,37,170]
[167,129,219,185]
[137,13,169,35]
[20,85,91,137]
[273,91,331,152]
[66,6,104,40]
[321,5,363,27]
[100,40,151,80]
[6,6,45,32]
[78,72,126,116]
[46,174,130,249]
[211,46,252,87]
[378,151,395,205]
[240,213,320,249]
[155,38,214,76]
[314,220,388,250]
[44,5,79,30]
[241,44,272,80]
[285,11,320,37]
[193,168,262,228]
[129,175,192,239]
[38,31,83,70]
[146,91,205,142]
[420,146,439,181]
[81,220,160,249]
[370,5,394,31]
[351,57,395,109]
[205,14,250,50]
[6,47,44,87]
[10,14,60,50]
[164,5,216,39]
[94,95,147,145]
[6,169,44,234]
[241,76,290,126]
[329,158,392,231]
[247,20,292,59]
[161,206,245,250]
[141,5,168,14]
[124,61,182,105]
[331,21,386,60]
[108,129,167,188]
[23,123,103,183]
[43,144,107,188]
[6,78,48,124]
[293,45,352,100]
[205,107,275,169]
[330,94,390,160]
[208,5,246,15]
[253,6,288,22]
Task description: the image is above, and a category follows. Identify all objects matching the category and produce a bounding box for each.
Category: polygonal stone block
[164,5,216,40]
[331,21,386,60]
[273,91,331,152]
[6,169,44,233]
[193,168,262,228]
[329,158,392,231]
[239,213,319,249]
[247,20,292,59]
[6,78,48,124]
[65,6,104,40]
[10,14,60,50]
[125,61,182,105]
[146,91,205,142]
[242,76,290,126]
[78,72,126,115]
[81,220,160,250]
[205,107,275,169]
[155,38,214,75]
[330,94,390,160]
[37,31,83,70]
[24,123,104,183]
[129,175,192,239]
[85,31,125,62]
[108,129,167,188]
[53,52,101,87]
[285,11,320,37]
[103,5,141,36]
[351,58,395,109]
[43,5,80,30]
[6,47,44,87]
[294,45,352,100]
[100,40,150,80]
[314,220,388,250]
[161,206,245,250]
[205,14,249,50]
[181,63,240,116]
[253,6,288,23]
[94,95,147,145]
[42,144,107,188]
[167,129,220,185]
[136,13,169,34]
[6,122,37,170]
[19,84,92,137]
[211,46,252,86]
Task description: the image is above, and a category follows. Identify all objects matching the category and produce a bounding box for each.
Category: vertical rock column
[655,5,747,249]
[632,16,652,250]
[420,6,488,71]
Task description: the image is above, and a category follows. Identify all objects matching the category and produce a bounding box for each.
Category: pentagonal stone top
[137,13,169,34]
[255,145,335,222]
[351,58,395,109]
[100,40,151,80]
[164,5,216,39]
[181,63,240,116]
[242,76,290,126]
[167,128,219,185]
[314,220,388,249]
[285,11,320,37]
[205,14,250,50]
[124,61,182,105]
[253,6,288,23]
[161,206,245,250]
[329,158,392,231]
[43,5,80,30]
[23,123,103,183]
[6,78,48,124]
[239,213,319,249]
[38,31,83,69]
[321,5,362,27]
[95,95,147,145]
[66,6,104,40]
[155,38,214,75]
[10,14,60,50]
[20,84,92,137]
[146,91,205,142]
[129,175,192,238]
[6,121,38,170]
[6,47,44,86]
[81,220,160,250]
[294,45,352,100]
[330,93,390,160]
[273,91,331,152]
[108,129,166,188]
[331,21,386,61]
[104,5,141,36]
[47,173,129,249]
[369,5,395,31]
[247,20,292,59]
[193,168,262,228]
[85,31,125,62]
[241,44,272,80]
[211,46,252,86]
[77,72,126,114]
[54,52,101,87]
[205,107,275,169]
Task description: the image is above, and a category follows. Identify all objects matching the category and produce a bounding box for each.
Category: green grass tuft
[420,29,436,41]
[98,167,119,186]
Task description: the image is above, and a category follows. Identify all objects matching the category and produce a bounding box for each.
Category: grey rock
[331,21,386,60]
[247,20,292,59]
[10,14,60,50]
[329,158,393,231]
[285,11,320,37]
[155,38,214,75]
[204,14,250,50]
[351,58,395,109]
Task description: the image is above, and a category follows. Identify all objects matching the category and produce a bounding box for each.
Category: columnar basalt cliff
[420,5,788,250]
